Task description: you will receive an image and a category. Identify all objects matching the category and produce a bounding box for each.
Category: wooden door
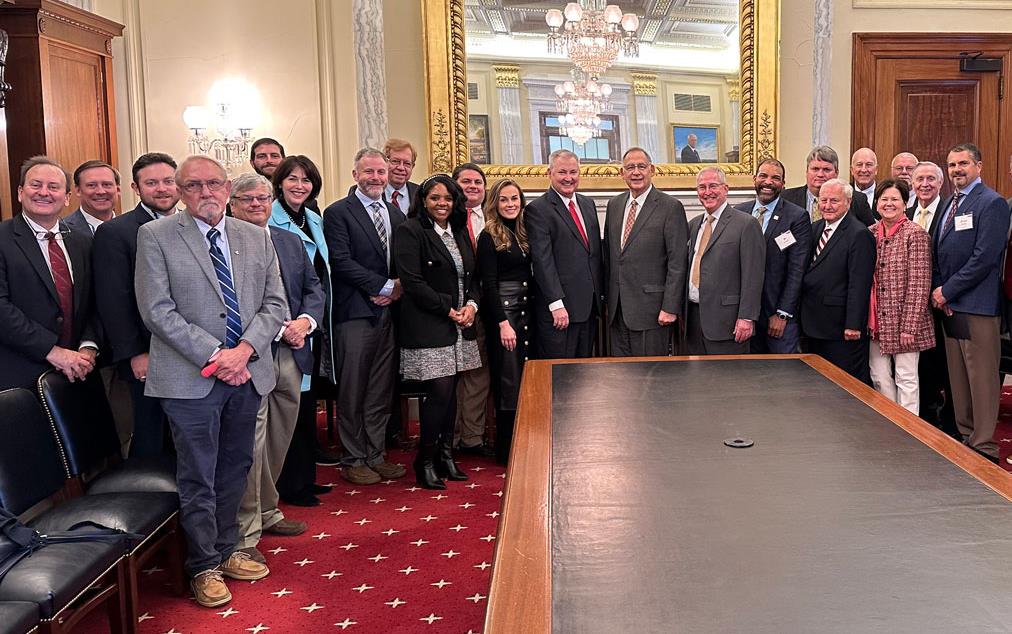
[852,34,1012,199]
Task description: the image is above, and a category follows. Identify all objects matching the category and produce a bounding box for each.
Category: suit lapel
[703,206,731,254]
[425,224,456,268]
[609,192,628,250]
[225,218,247,301]
[762,199,788,240]
[811,215,848,267]
[12,215,59,303]
[62,223,89,311]
[177,213,222,297]
[549,189,589,252]
[350,197,387,260]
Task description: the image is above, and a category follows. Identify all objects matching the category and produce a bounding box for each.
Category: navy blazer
[799,212,876,340]
[734,197,811,322]
[268,226,324,375]
[92,204,156,363]
[932,181,1010,316]
[323,193,406,324]
[526,188,603,323]
[0,214,99,389]
[782,185,875,227]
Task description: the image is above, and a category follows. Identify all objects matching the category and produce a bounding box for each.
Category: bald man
[850,147,878,209]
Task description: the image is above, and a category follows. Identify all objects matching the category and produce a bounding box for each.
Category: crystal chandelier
[554,77,612,145]
[545,1,639,81]
[182,79,260,171]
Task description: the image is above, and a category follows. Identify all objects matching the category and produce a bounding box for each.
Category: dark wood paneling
[852,33,1012,199]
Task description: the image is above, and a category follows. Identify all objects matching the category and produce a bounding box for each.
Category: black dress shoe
[281,492,321,507]
[311,484,333,495]
[315,448,342,466]
[457,442,495,458]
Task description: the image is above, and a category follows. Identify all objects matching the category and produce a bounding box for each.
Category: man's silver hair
[548,149,580,170]
[912,161,943,181]
[231,172,272,196]
[696,166,727,184]
[820,177,853,199]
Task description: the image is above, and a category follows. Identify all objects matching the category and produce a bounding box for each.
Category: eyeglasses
[233,194,272,205]
[623,163,650,172]
[388,159,414,168]
[181,179,226,193]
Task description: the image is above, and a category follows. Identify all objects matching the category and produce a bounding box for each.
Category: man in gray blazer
[604,147,688,356]
[685,166,765,354]
[135,155,287,608]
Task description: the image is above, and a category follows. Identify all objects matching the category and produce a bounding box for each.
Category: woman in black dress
[476,178,532,465]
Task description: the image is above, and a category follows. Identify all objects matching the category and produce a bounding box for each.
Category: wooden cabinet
[0,0,123,219]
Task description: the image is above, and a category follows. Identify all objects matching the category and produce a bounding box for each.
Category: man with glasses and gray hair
[229,172,324,564]
[136,155,287,607]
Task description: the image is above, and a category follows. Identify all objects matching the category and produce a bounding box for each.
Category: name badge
[774,230,797,250]
[955,214,973,231]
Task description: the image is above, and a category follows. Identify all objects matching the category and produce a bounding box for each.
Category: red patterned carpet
[79,445,505,634]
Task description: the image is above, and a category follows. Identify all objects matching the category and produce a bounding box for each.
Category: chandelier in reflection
[554,77,612,145]
[545,1,639,81]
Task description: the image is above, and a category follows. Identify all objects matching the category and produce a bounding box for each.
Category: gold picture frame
[420,0,780,191]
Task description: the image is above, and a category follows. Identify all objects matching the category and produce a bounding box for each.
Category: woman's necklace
[284,206,307,230]
[505,225,527,255]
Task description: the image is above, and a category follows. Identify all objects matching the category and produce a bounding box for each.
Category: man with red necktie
[527,149,603,359]
[0,156,99,390]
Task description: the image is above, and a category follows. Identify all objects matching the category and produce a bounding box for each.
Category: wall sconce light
[182,78,260,170]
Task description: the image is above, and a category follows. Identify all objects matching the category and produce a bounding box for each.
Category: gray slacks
[455,314,490,447]
[685,302,749,355]
[237,345,302,548]
[610,303,672,357]
[335,311,396,467]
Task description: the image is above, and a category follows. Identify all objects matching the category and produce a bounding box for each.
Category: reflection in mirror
[464,0,741,166]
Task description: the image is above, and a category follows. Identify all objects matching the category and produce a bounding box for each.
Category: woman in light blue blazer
[270,155,336,507]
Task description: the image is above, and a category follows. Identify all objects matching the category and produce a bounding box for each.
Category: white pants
[869,339,920,414]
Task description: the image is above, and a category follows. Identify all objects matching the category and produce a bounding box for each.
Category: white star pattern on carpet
[77,448,506,633]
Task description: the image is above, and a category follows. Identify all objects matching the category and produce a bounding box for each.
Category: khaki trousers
[456,314,490,448]
[237,346,302,548]
[943,314,1000,458]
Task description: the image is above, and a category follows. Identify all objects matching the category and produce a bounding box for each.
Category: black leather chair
[0,388,129,634]
[37,371,176,495]
[35,371,186,628]
[0,601,40,634]
[0,386,183,633]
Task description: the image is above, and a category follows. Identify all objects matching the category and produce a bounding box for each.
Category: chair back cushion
[37,371,120,477]
[0,389,67,514]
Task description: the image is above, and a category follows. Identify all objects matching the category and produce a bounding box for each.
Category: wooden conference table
[483,355,1012,633]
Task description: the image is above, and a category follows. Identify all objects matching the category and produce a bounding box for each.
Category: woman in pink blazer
[867,179,935,413]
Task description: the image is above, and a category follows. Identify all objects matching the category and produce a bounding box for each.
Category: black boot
[435,440,469,481]
[495,409,515,466]
[414,443,445,490]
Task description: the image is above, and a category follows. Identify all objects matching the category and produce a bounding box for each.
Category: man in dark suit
[0,156,99,390]
[685,166,765,354]
[64,160,121,236]
[136,155,287,606]
[733,158,811,353]
[527,149,603,359]
[931,143,1010,463]
[782,145,874,226]
[324,147,408,485]
[384,138,420,215]
[229,172,324,563]
[800,179,876,383]
[904,161,956,436]
[680,134,701,163]
[603,147,688,356]
[92,152,179,458]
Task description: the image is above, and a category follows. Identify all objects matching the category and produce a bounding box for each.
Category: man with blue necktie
[931,142,1010,464]
[136,155,287,607]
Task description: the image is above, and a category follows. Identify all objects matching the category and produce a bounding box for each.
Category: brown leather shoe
[237,546,266,564]
[191,570,231,607]
[220,550,270,581]
[342,464,381,485]
[263,518,307,536]
[371,461,407,479]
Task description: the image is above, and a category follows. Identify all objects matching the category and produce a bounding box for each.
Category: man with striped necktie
[799,178,876,383]
[136,155,287,608]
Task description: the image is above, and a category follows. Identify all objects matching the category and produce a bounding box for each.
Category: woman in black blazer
[476,178,532,465]
[393,175,482,489]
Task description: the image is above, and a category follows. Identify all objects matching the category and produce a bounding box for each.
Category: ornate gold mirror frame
[421,0,779,191]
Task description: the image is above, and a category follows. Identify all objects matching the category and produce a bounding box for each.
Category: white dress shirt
[467,206,485,241]
[858,183,876,209]
[77,208,109,234]
[688,202,727,303]
[912,196,940,232]
[814,214,846,260]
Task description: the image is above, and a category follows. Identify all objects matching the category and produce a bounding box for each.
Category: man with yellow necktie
[906,162,944,237]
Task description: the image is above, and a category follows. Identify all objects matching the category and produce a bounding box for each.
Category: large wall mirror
[422,0,779,191]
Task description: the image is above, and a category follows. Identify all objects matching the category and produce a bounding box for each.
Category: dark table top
[547,358,1012,633]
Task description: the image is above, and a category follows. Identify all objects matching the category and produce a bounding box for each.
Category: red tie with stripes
[45,232,74,347]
